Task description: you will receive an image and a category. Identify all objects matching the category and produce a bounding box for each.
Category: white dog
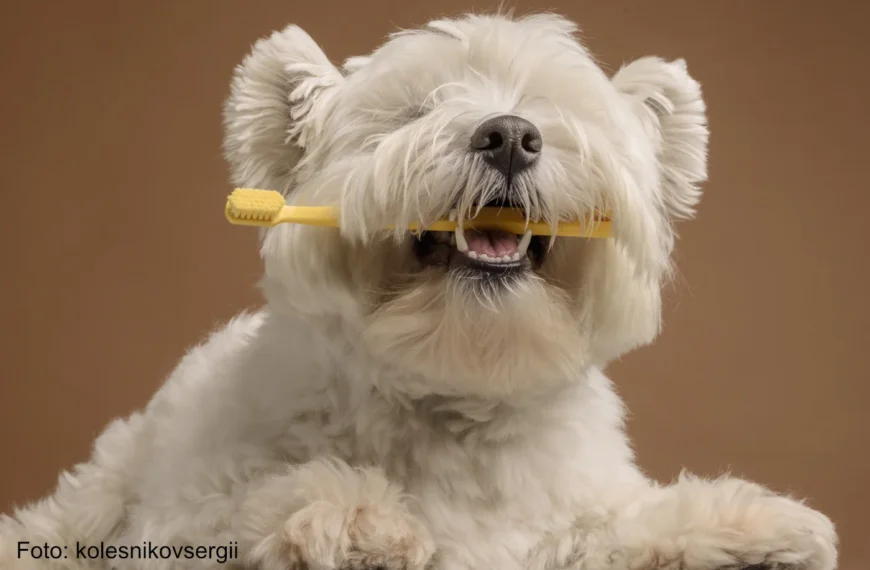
[1,12,837,570]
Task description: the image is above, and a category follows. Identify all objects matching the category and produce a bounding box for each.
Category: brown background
[1,0,867,568]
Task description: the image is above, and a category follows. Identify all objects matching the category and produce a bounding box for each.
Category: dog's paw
[668,478,838,570]
[729,495,836,570]
[338,503,435,570]
[526,478,837,570]
[249,500,435,570]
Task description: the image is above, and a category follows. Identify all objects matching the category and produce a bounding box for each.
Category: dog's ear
[612,57,708,221]
[223,25,342,194]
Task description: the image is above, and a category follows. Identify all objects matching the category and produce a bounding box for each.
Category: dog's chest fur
[144,311,644,570]
[355,403,590,569]
[272,329,646,569]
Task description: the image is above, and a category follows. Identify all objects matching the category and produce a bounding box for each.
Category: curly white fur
[1,12,837,570]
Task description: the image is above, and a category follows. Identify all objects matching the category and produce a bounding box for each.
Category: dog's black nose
[470,115,542,177]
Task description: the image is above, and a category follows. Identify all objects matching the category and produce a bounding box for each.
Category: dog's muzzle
[411,115,549,277]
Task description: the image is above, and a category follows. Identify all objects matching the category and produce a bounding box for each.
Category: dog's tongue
[465,229,518,257]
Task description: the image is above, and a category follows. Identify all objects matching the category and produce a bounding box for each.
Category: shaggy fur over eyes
[0,12,836,570]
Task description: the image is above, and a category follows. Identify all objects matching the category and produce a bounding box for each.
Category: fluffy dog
[1,12,837,570]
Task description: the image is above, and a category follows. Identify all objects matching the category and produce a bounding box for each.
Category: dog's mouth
[412,202,549,276]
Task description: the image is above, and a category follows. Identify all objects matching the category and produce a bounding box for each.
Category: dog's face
[224,13,707,398]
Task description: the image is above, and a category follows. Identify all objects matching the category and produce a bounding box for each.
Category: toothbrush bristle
[226,189,285,222]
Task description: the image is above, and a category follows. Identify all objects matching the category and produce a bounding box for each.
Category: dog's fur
[1,12,838,570]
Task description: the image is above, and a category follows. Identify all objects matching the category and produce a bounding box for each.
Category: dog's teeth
[467,251,478,259]
[454,226,468,252]
[449,233,456,246]
[480,254,492,262]
[500,255,512,263]
[517,230,533,257]
[510,252,520,262]
[448,209,457,222]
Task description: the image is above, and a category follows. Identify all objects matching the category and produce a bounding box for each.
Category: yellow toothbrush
[224,188,612,238]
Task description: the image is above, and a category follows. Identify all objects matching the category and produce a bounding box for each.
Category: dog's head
[224,13,707,398]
